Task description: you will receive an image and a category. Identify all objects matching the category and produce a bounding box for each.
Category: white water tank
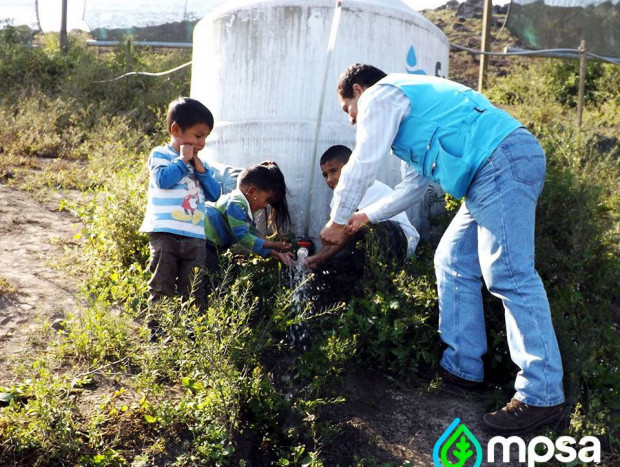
[191,0,449,241]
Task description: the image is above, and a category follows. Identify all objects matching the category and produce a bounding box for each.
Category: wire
[586,52,620,65]
[94,39,618,86]
[450,43,620,65]
[95,60,193,83]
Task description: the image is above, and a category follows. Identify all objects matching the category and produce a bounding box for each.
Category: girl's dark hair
[337,63,387,98]
[238,161,291,235]
[166,97,214,132]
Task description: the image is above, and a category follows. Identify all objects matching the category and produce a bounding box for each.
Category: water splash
[296,247,309,267]
[432,418,482,467]
[285,247,313,350]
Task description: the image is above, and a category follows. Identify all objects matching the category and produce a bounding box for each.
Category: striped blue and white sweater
[139,144,221,239]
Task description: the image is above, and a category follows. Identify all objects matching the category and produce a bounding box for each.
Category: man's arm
[305,242,349,269]
[330,85,409,224]
[322,85,409,245]
[364,164,429,224]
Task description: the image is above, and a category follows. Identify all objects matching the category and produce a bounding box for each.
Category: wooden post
[577,39,586,128]
[60,0,68,52]
[125,39,132,73]
[478,0,493,92]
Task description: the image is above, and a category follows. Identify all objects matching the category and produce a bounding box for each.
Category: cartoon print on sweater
[171,177,204,224]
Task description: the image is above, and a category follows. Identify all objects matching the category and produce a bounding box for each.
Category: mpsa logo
[432,418,482,467]
[488,434,600,467]
[433,418,601,467]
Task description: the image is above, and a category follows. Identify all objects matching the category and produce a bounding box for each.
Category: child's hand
[263,240,292,252]
[271,250,295,267]
[180,144,196,162]
[275,241,292,252]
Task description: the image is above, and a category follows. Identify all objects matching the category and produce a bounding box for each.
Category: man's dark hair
[239,161,291,235]
[166,97,214,132]
[337,63,387,98]
[320,145,352,166]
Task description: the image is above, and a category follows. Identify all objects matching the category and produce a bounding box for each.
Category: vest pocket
[428,138,472,198]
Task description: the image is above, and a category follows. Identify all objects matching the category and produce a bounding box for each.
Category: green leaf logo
[433,418,482,467]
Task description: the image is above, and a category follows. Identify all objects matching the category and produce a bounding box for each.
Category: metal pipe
[86,40,193,49]
[304,0,344,237]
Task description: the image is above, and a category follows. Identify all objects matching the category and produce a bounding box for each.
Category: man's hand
[304,254,323,269]
[345,212,370,235]
[320,220,347,245]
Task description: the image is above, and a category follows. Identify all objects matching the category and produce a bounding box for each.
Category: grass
[0,276,17,296]
[0,19,618,466]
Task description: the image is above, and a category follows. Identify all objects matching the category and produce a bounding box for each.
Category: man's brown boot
[438,367,484,392]
[483,398,564,435]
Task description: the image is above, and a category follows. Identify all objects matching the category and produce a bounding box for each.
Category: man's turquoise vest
[380,74,522,198]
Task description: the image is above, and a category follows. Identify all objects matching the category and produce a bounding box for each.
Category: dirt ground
[0,184,83,387]
[320,370,529,466]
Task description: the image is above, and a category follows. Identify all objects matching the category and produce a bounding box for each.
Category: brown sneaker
[483,398,564,435]
[438,367,484,391]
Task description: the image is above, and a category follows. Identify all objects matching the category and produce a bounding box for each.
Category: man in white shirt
[305,144,419,270]
[319,63,565,435]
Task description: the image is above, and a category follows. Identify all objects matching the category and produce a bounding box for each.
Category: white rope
[95,60,192,83]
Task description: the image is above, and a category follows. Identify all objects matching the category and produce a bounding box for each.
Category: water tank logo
[406,45,426,75]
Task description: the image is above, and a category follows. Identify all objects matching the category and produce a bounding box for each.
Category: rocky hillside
[421,0,526,89]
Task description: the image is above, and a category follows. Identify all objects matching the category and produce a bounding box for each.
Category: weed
[0,276,17,295]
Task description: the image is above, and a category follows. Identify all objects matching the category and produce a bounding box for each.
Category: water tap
[295,237,314,267]
[296,247,309,266]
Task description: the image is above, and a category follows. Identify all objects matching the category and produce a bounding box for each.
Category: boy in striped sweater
[139,97,221,307]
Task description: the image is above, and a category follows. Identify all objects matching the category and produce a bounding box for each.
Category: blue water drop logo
[406,45,426,75]
[432,418,483,467]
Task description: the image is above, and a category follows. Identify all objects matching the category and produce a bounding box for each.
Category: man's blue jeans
[435,128,565,407]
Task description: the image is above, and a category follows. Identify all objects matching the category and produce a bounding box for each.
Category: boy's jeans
[435,128,565,407]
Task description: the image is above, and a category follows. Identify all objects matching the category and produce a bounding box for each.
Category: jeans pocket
[502,135,546,186]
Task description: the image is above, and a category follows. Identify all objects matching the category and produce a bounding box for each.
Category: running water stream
[286,247,313,350]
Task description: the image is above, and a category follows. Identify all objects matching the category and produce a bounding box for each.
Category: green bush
[333,244,440,376]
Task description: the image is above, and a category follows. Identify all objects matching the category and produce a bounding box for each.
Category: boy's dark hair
[239,161,291,235]
[320,145,352,166]
[337,63,387,99]
[166,97,214,133]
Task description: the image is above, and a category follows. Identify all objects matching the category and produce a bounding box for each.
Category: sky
[3,0,510,33]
